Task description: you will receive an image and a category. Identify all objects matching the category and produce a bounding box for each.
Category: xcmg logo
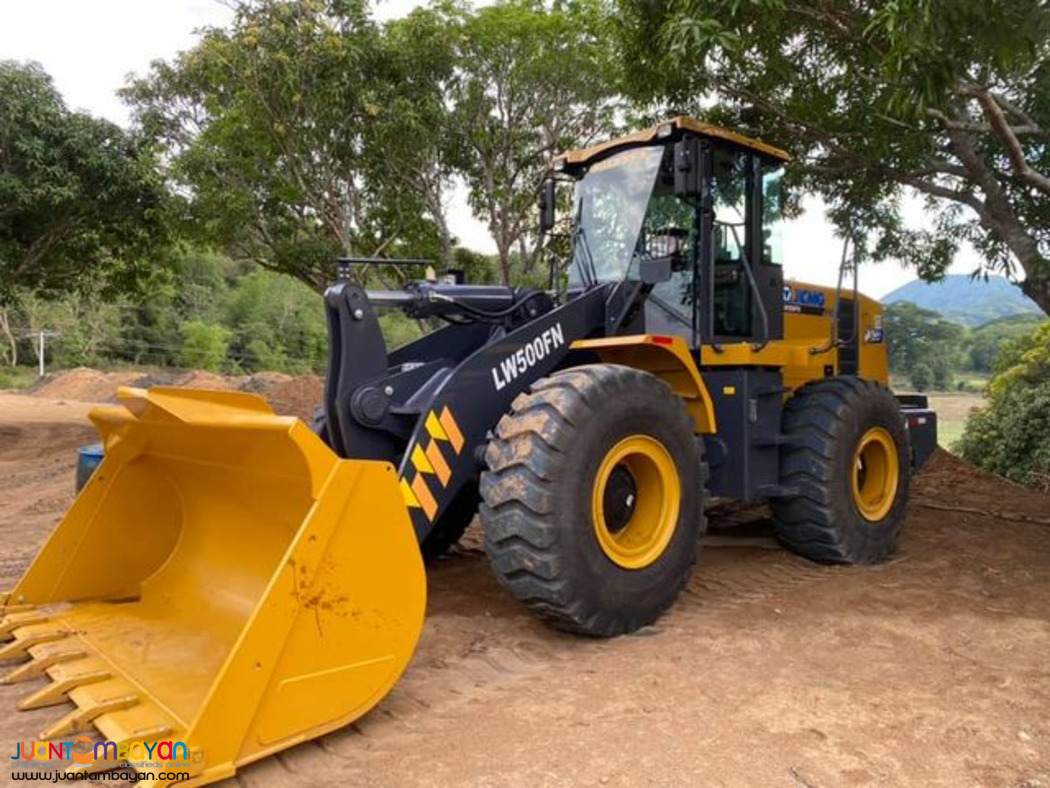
[11,736,190,765]
[783,286,827,315]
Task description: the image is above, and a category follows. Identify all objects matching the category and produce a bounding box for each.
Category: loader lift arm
[322,279,627,542]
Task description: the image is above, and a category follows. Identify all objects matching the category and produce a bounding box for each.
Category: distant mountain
[882,274,1042,327]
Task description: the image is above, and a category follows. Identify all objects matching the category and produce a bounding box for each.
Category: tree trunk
[497,241,513,287]
[0,309,17,367]
[432,209,456,272]
[1021,267,1050,315]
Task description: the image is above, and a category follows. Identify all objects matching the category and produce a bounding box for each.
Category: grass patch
[0,367,38,390]
[927,393,984,452]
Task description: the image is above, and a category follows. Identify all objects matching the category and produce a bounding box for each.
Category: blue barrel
[76,444,105,492]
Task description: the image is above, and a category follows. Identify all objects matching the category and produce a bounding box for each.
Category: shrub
[958,323,1050,487]
[178,321,231,372]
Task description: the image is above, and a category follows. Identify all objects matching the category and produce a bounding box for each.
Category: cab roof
[553,116,791,173]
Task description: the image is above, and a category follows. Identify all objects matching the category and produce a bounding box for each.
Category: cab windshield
[569,147,665,285]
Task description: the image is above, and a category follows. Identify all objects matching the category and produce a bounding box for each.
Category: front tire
[771,376,910,564]
[479,364,707,637]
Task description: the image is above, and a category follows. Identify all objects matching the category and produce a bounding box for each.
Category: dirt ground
[1,390,1049,787]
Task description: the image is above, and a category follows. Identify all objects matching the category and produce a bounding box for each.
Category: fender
[570,335,717,434]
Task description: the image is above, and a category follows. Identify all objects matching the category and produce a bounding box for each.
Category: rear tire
[771,376,910,564]
[479,364,707,637]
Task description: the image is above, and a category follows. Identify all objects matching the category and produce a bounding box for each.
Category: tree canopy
[443,0,621,284]
[124,0,451,292]
[615,0,1050,315]
[0,60,167,304]
[959,321,1050,489]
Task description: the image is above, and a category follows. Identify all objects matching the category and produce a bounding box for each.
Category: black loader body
[323,280,625,541]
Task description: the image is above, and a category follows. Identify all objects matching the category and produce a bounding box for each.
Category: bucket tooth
[20,666,111,710]
[0,626,70,663]
[2,643,88,684]
[0,611,49,641]
[0,603,34,617]
[40,692,139,739]
[72,721,179,777]
[93,702,177,745]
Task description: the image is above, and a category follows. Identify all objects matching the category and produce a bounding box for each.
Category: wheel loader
[1,117,937,784]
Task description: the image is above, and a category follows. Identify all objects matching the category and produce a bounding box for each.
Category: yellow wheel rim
[851,427,900,522]
[591,435,681,569]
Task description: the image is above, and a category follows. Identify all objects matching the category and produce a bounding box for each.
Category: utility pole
[22,330,59,377]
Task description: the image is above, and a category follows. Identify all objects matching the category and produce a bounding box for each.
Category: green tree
[884,301,964,390]
[124,0,445,292]
[179,320,231,372]
[19,289,125,369]
[909,362,933,393]
[967,313,1047,372]
[0,61,167,303]
[958,322,1050,488]
[224,270,327,373]
[616,0,1050,314]
[446,0,621,284]
[380,7,463,269]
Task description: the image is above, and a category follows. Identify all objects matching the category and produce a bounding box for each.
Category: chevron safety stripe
[400,406,466,521]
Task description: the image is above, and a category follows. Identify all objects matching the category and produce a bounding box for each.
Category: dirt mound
[30,368,147,402]
[265,376,323,421]
[171,370,235,390]
[238,371,294,395]
[29,367,320,414]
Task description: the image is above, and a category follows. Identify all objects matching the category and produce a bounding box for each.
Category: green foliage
[885,299,1048,390]
[885,301,965,391]
[439,0,622,284]
[224,270,327,373]
[958,323,1050,489]
[378,311,423,350]
[988,322,1050,395]
[0,61,168,303]
[0,366,36,390]
[0,245,354,376]
[615,0,1050,314]
[124,0,448,292]
[17,286,127,368]
[909,363,933,393]
[178,320,231,372]
[124,0,620,291]
[968,314,1047,373]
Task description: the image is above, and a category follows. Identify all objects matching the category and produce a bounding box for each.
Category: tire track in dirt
[231,547,588,786]
[229,533,843,787]
[678,549,838,615]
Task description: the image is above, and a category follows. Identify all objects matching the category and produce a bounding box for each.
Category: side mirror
[539,178,556,233]
[639,256,674,284]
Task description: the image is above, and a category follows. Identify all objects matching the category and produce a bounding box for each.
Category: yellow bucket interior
[1,387,426,785]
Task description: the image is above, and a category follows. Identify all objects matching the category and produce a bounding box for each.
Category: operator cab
[551,117,789,347]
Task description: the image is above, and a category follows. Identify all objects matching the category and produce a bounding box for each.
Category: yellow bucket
[0,387,426,785]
